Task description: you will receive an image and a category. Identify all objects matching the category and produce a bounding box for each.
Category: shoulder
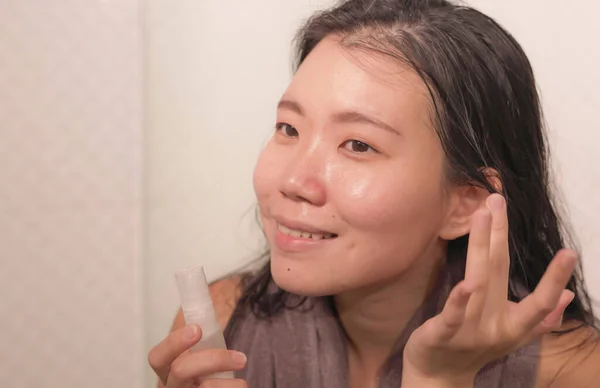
[537,322,600,388]
[170,275,244,333]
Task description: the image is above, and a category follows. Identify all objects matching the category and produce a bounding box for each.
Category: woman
[149,0,600,387]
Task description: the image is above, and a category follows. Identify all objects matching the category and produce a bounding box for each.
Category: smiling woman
[255,36,450,298]
[148,1,600,388]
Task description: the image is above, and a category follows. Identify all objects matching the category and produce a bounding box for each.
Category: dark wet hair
[230,0,597,331]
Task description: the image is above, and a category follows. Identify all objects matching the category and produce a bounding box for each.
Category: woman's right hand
[148,324,248,387]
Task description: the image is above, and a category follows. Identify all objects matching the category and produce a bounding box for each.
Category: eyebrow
[277,99,401,136]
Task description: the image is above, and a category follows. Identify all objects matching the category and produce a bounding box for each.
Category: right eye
[275,122,299,137]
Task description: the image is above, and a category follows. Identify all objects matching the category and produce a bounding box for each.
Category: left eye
[342,140,377,154]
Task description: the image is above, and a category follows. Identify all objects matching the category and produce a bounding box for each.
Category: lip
[272,215,336,236]
[271,216,338,253]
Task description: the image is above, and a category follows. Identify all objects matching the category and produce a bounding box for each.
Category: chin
[269,253,340,297]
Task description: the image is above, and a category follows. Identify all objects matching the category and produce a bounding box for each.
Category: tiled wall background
[0,1,143,387]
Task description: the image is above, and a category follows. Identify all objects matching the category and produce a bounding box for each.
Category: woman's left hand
[402,193,577,388]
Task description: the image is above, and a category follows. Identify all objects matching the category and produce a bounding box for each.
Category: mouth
[277,223,338,241]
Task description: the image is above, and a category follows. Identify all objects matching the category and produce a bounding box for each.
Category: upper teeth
[278,224,334,240]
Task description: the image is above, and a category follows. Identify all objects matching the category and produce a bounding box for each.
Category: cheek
[328,171,447,285]
[331,160,447,241]
[332,159,444,257]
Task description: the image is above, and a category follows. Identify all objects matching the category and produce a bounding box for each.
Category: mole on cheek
[287,268,291,271]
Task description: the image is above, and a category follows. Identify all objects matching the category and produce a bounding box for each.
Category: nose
[279,142,327,207]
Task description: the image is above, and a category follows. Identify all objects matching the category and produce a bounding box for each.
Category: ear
[439,168,503,240]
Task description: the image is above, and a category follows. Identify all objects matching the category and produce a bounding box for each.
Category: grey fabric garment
[225,269,540,388]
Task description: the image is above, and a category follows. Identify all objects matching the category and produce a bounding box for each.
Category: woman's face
[253,36,455,296]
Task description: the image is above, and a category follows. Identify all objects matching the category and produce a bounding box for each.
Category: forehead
[284,36,432,127]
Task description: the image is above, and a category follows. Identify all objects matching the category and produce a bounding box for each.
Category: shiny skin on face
[253,36,454,297]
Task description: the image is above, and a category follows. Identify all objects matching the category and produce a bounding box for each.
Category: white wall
[0,1,144,388]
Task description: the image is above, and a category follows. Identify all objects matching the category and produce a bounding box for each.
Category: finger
[512,249,577,334]
[486,194,510,309]
[168,349,247,386]
[464,208,492,321]
[531,289,575,337]
[148,324,202,384]
[199,378,248,388]
[430,281,474,342]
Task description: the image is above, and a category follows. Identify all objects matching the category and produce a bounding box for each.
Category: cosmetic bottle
[175,266,234,379]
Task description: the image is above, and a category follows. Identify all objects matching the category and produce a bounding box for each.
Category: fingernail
[231,351,247,366]
[183,325,197,340]
[561,252,578,269]
[487,194,505,212]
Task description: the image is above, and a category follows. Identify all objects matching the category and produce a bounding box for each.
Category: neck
[333,251,444,370]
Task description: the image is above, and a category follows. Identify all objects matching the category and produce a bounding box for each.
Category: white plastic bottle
[174,266,234,379]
